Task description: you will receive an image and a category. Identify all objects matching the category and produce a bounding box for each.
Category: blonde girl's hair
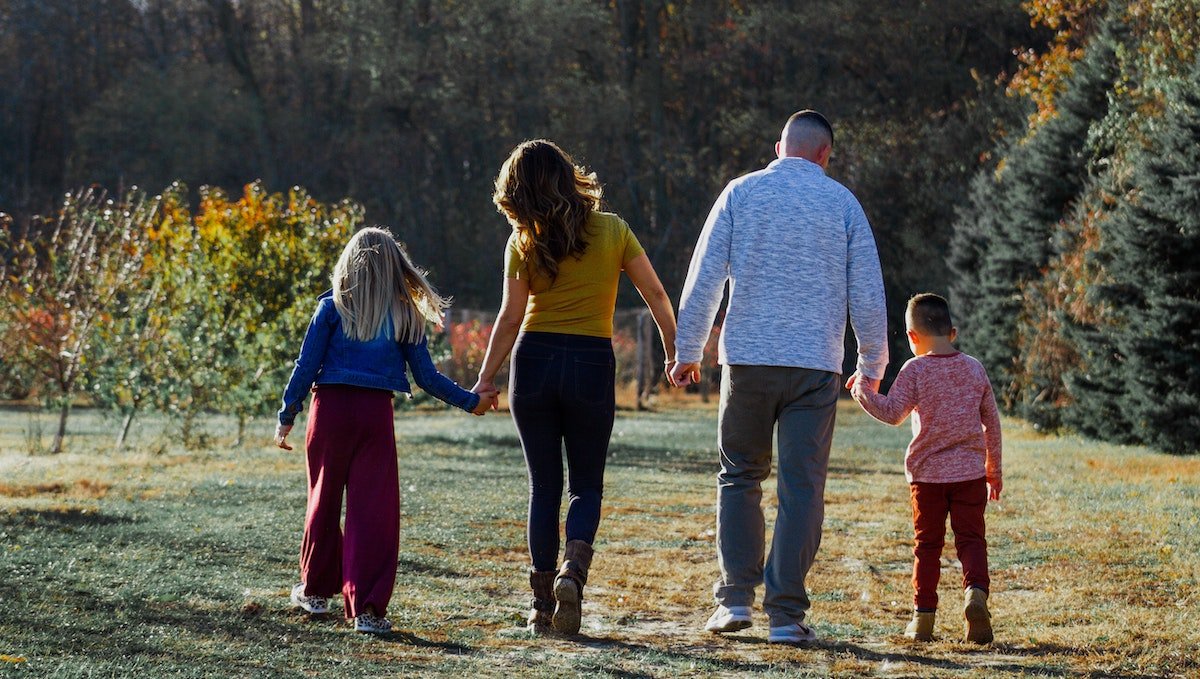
[493,139,602,284]
[331,227,449,343]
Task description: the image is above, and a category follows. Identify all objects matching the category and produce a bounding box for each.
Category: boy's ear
[949,327,958,342]
[906,328,919,342]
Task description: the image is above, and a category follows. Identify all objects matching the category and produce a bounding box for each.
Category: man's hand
[987,477,1002,502]
[274,423,293,451]
[845,370,880,393]
[668,361,701,387]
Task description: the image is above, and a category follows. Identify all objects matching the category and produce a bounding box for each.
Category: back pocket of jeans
[511,352,553,397]
[573,357,614,406]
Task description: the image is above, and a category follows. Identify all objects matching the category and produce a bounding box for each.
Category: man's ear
[775,141,783,158]
[817,144,832,168]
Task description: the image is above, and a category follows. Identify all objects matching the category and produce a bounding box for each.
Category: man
[670,110,888,644]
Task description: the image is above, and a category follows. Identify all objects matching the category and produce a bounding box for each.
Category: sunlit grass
[0,402,1196,677]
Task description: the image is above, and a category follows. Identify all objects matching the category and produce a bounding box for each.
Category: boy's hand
[472,389,499,415]
[987,477,1002,501]
[274,424,293,451]
[845,370,879,393]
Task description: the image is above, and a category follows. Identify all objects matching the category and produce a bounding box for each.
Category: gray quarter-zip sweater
[675,156,889,379]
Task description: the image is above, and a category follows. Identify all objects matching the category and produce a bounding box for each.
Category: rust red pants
[910,477,989,611]
[300,385,398,618]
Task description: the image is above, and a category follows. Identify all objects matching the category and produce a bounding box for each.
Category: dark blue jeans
[509,331,616,572]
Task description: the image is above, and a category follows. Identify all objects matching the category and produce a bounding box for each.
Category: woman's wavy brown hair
[493,139,602,284]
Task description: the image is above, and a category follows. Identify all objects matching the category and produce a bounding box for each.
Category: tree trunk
[51,400,70,454]
[235,413,247,448]
[116,409,137,450]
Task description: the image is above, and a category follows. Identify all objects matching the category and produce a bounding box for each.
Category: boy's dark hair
[906,293,954,336]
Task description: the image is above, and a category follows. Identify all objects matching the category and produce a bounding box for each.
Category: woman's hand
[274,423,293,451]
[472,390,499,415]
[668,361,701,387]
[471,379,500,414]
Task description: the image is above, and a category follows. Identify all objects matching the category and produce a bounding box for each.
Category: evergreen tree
[1075,69,1200,453]
[950,18,1121,416]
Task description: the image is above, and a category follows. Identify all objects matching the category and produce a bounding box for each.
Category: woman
[473,140,678,636]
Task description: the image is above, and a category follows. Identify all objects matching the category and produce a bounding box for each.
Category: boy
[849,293,1002,644]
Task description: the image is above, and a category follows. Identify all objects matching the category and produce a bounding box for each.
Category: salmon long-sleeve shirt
[853,352,1002,484]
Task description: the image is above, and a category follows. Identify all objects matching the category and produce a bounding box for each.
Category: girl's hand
[274,424,294,451]
[471,379,500,414]
[472,390,499,415]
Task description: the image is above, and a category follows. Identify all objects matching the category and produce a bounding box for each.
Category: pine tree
[1076,69,1200,453]
[950,18,1121,417]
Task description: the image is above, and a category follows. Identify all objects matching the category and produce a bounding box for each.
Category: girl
[275,227,496,635]
[473,140,678,635]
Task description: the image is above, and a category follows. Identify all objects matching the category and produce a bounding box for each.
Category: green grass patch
[0,402,1197,677]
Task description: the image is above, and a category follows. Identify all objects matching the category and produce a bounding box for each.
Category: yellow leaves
[0,655,26,664]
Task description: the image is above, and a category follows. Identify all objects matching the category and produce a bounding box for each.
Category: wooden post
[635,311,648,410]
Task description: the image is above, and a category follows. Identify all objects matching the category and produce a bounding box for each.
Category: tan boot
[963,587,993,644]
[552,540,594,635]
[527,570,555,635]
[904,610,935,641]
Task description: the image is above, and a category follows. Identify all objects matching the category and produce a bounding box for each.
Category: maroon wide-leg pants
[300,385,399,618]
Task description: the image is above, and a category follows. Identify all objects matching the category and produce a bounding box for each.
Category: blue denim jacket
[278,291,479,425]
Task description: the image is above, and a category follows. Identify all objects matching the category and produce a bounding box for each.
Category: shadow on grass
[570,634,1150,677]
[397,556,466,579]
[402,433,522,451]
[374,630,474,654]
[0,506,136,527]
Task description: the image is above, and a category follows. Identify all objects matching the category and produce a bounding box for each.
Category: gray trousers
[713,364,839,627]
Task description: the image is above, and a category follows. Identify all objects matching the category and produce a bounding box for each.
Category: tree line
[950,0,1200,454]
[3,1,1195,454]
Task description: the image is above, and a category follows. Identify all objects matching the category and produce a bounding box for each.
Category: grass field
[0,400,1197,678]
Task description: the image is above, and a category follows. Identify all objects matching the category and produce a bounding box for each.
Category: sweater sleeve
[403,336,481,412]
[844,195,889,380]
[675,182,735,364]
[980,377,1003,481]
[853,361,918,425]
[278,300,335,426]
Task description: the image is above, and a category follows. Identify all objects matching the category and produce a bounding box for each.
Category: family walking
[274,110,1004,645]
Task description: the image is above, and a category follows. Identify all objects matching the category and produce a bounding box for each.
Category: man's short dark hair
[786,110,834,148]
[906,293,954,336]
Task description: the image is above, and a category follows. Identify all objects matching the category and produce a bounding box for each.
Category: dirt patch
[0,479,111,499]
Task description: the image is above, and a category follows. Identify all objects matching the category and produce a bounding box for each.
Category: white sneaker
[290,583,329,614]
[768,622,817,644]
[704,605,753,633]
[354,612,393,635]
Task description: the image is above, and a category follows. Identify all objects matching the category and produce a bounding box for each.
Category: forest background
[0,0,1196,455]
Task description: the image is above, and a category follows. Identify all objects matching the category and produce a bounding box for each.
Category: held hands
[845,371,880,399]
[470,379,500,416]
[667,360,701,388]
[274,423,293,451]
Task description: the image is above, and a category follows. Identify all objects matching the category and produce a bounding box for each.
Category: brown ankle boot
[527,570,555,635]
[552,540,594,635]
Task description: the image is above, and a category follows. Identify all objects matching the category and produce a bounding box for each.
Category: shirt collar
[767,156,826,174]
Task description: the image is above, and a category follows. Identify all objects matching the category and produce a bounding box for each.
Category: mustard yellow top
[505,211,645,338]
